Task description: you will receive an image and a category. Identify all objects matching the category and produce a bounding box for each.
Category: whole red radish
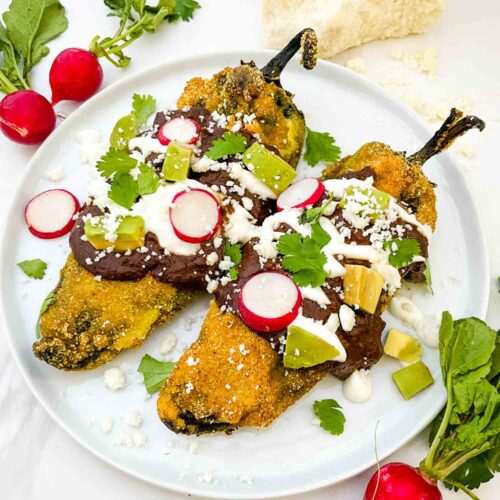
[0,90,56,145]
[364,462,442,500]
[50,48,103,105]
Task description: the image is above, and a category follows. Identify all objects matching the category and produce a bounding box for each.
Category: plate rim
[0,49,491,499]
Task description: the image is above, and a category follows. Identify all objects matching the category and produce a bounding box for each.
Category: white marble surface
[1,0,499,498]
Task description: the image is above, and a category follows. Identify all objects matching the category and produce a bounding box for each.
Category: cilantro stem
[442,479,479,500]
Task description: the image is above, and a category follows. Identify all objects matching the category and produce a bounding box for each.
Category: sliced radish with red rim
[158,117,200,146]
[238,272,302,332]
[25,189,80,239]
[170,188,221,243]
[276,177,325,211]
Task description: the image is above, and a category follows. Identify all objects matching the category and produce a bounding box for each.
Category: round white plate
[1,51,489,498]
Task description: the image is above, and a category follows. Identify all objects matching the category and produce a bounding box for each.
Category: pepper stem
[408,108,485,165]
[261,28,318,84]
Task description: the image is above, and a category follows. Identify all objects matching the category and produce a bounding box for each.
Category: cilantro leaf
[298,193,335,225]
[206,133,247,160]
[303,128,341,166]
[383,238,421,269]
[277,232,328,287]
[310,222,331,248]
[108,172,139,209]
[313,399,346,436]
[168,0,201,22]
[96,148,138,178]
[138,354,176,394]
[137,164,160,195]
[17,258,47,279]
[132,93,156,125]
[224,242,242,280]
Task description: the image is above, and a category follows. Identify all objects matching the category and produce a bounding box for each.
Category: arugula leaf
[96,148,139,177]
[303,128,341,166]
[132,93,156,125]
[17,258,47,279]
[168,0,201,22]
[277,231,328,287]
[383,238,421,269]
[137,164,160,195]
[109,172,139,209]
[138,354,176,393]
[3,0,68,85]
[35,287,56,339]
[206,133,248,160]
[420,313,500,495]
[313,399,346,436]
[298,193,335,225]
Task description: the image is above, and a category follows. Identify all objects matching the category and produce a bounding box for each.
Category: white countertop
[0,0,499,498]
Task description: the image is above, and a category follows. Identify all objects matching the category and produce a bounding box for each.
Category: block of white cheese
[263,0,447,59]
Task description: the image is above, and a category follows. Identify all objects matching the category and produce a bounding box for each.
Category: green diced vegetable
[392,360,434,400]
[162,141,192,181]
[242,142,296,194]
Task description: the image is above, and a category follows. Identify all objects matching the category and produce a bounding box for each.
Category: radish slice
[25,189,80,239]
[238,272,302,332]
[158,117,200,146]
[170,188,221,243]
[276,177,325,211]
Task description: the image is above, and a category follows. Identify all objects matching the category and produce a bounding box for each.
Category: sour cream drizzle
[388,294,439,348]
[342,369,372,403]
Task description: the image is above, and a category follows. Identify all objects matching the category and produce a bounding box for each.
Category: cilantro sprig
[383,238,421,269]
[90,1,201,68]
[17,258,47,279]
[303,128,341,167]
[138,354,176,394]
[96,148,160,209]
[298,193,334,225]
[313,399,346,436]
[206,132,248,160]
[224,242,242,280]
[418,313,500,496]
[110,93,157,149]
[277,223,331,287]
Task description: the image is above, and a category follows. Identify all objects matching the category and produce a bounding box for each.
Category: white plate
[0,51,489,498]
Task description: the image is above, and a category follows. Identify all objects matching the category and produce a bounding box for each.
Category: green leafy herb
[0,0,68,92]
[298,193,334,225]
[383,238,421,269]
[276,224,330,287]
[17,258,47,279]
[224,242,242,280]
[109,172,139,209]
[132,93,156,126]
[303,128,341,167]
[110,93,157,149]
[419,312,500,497]
[138,354,176,393]
[137,163,160,195]
[96,148,139,177]
[206,132,248,160]
[91,0,200,68]
[35,287,56,338]
[313,399,346,436]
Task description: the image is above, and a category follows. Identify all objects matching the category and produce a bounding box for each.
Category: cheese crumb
[339,304,356,332]
[99,416,113,433]
[160,332,177,356]
[125,409,143,428]
[345,57,366,74]
[103,367,126,390]
[45,166,65,182]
